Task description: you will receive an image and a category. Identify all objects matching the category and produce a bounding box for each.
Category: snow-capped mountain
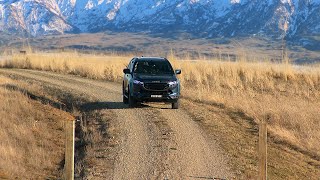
[0,0,320,38]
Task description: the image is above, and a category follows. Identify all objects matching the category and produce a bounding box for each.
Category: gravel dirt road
[0,69,234,179]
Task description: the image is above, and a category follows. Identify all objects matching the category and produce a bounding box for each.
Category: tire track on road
[159,108,233,179]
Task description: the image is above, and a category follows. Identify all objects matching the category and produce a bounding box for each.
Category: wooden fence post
[258,121,267,180]
[65,120,75,180]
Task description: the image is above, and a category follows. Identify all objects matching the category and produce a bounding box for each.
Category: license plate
[151,95,162,98]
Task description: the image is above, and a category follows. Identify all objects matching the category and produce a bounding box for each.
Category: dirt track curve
[0,69,234,180]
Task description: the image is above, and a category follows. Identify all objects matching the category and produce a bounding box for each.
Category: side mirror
[175,69,181,75]
[123,69,131,74]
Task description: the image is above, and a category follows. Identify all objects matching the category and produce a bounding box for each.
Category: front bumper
[133,91,179,103]
[132,84,180,103]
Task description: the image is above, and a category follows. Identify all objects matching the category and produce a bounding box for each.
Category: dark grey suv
[122,57,181,109]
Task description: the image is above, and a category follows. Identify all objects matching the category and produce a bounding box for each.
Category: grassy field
[0,76,73,179]
[1,52,320,177]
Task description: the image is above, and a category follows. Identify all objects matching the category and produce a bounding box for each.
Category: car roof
[135,57,167,61]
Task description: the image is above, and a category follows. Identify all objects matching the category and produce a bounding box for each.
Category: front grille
[144,83,168,91]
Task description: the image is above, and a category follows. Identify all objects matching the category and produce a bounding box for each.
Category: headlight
[168,81,178,88]
[133,80,144,85]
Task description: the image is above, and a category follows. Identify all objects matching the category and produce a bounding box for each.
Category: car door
[124,59,135,93]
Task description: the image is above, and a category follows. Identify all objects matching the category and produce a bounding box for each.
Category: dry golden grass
[1,52,129,82]
[175,60,320,156]
[0,76,72,179]
[1,52,320,159]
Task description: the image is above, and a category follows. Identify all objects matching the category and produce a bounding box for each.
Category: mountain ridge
[0,0,320,40]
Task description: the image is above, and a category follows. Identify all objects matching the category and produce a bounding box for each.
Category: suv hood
[135,74,177,82]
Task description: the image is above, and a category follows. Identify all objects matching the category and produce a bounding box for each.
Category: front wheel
[123,95,128,104]
[172,100,179,109]
[128,89,136,108]
[123,85,128,104]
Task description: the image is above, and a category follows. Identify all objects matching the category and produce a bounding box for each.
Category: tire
[123,85,128,104]
[172,100,179,109]
[128,88,136,108]
[123,95,128,104]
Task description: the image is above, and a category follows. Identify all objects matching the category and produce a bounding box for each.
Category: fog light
[169,93,178,99]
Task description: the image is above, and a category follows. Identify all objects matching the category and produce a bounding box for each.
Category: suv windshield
[133,60,174,75]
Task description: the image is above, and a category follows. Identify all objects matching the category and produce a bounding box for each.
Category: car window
[127,59,135,71]
[133,60,174,75]
[130,60,135,72]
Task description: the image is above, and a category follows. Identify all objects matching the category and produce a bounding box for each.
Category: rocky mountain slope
[0,0,320,39]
